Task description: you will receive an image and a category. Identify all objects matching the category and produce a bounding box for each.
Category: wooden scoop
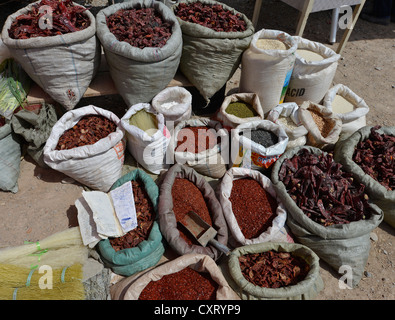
[179,211,231,256]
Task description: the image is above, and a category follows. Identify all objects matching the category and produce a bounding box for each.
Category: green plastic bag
[226,242,324,300]
[96,169,165,276]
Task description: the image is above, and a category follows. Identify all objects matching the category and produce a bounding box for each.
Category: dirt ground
[0,0,394,300]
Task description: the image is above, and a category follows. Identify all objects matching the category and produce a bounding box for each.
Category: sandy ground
[0,0,394,300]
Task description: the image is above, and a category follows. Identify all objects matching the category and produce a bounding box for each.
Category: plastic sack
[231,120,288,171]
[298,101,342,150]
[271,146,384,287]
[169,117,228,178]
[0,121,21,193]
[96,169,165,277]
[43,105,125,192]
[216,92,264,129]
[323,84,369,136]
[111,253,240,300]
[173,0,254,103]
[151,86,192,125]
[1,1,100,110]
[158,164,228,261]
[11,103,57,168]
[285,36,340,104]
[266,102,308,150]
[216,167,291,247]
[96,0,182,107]
[226,242,324,300]
[334,126,395,229]
[239,29,297,114]
[121,103,171,175]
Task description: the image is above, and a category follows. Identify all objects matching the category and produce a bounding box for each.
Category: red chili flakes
[229,178,277,239]
[9,0,90,39]
[138,266,218,300]
[239,250,310,289]
[106,7,172,49]
[172,178,213,245]
[176,126,219,153]
[109,180,155,251]
[353,125,395,191]
[55,115,116,150]
[174,1,247,32]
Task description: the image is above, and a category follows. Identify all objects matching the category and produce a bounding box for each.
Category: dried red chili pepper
[229,178,277,239]
[55,115,116,150]
[172,178,213,245]
[278,148,376,226]
[176,126,219,153]
[239,250,310,289]
[353,125,395,191]
[138,266,218,300]
[9,0,90,39]
[106,7,172,49]
[109,180,155,251]
[174,1,247,32]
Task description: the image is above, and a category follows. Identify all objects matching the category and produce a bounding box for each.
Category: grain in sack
[239,29,297,114]
[285,36,340,105]
[43,105,125,192]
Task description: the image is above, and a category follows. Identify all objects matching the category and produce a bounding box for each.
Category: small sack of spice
[111,253,239,300]
[323,84,369,137]
[227,242,324,300]
[298,101,342,150]
[216,167,292,247]
[267,102,308,150]
[216,93,264,129]
[334,125,395,229]
[231,120,288,171]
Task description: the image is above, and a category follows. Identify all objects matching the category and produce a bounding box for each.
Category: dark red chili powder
[229,178,277,239]
[172,178,212,245]
[176,126,219,153]
[138,266,218,300]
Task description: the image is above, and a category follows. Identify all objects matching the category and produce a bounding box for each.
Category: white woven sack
[1,1,100,110]
[323,84,369,135]
[121,103,170,175]
[285,36,340,105]
[43,105,125,192]
[239,29,297,114]
[217,167,290,247]
[151,86,192,126]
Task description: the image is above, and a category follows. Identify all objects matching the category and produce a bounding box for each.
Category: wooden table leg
[252,0,263,28]
[295,0,315,36]
[336,0,366,55]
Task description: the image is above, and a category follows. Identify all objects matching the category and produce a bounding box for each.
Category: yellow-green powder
[225,101,258,118]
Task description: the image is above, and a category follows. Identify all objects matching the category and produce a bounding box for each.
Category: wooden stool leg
[336,0,366,55]
[295,0,315,36]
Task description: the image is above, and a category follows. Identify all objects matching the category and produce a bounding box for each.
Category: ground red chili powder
[138,266,218,300]
[176,126,219,153]
[229,178,277,239]
[172,178,213,245]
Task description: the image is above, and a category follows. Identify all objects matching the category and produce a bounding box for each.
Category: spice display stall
[0,0,393,303]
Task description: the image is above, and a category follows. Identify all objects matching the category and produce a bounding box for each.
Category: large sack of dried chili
[96,0,182,107]
[334,126,395,229]
[43,105,125,192]
[225,242,323,300]
[271,146,384,288]
[11,103,57,168]
[172,0,254,104]
[158,164,228,261]
[111,253,240,300]
[0,119,21,193]
[1,0,100,110]
[284,36,340,105]
[95,169,165,277]
[168,117,228,179]
[216,167,291,247]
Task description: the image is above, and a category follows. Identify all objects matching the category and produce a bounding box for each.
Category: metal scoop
[179,211,231,256]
